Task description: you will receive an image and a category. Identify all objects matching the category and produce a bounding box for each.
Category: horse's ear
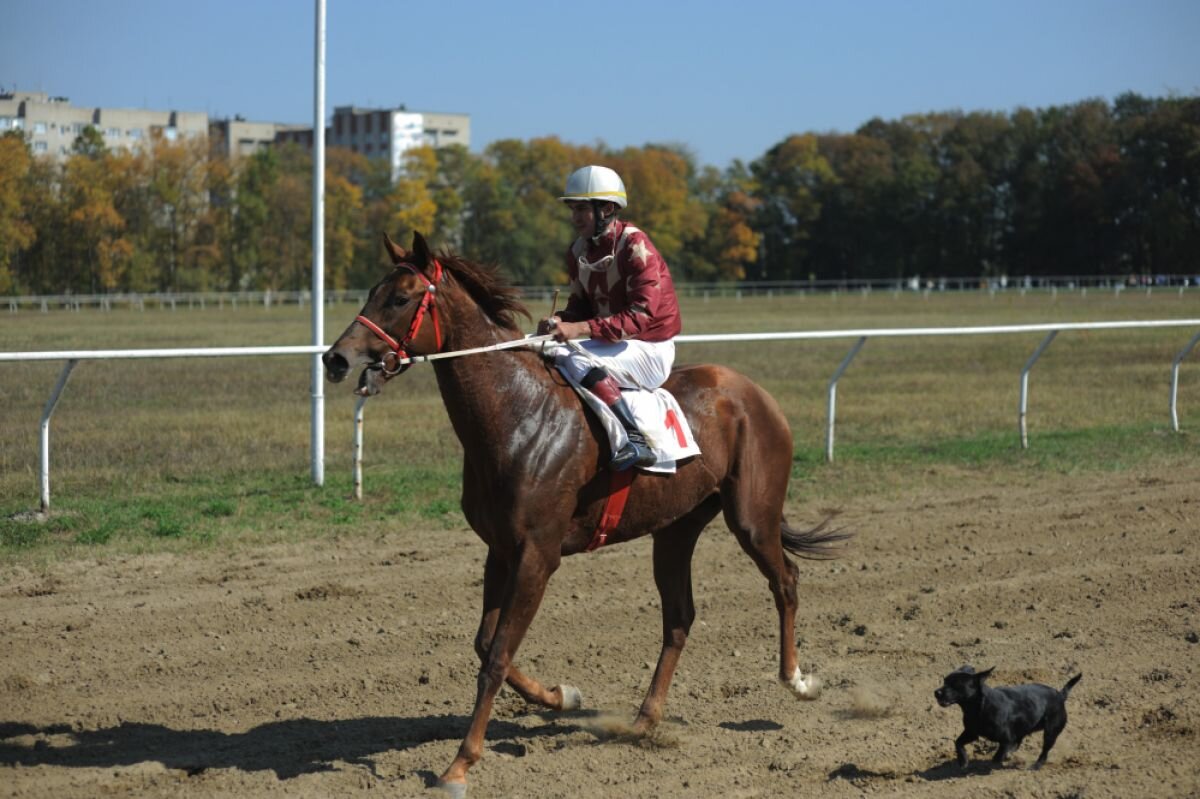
[382,232,407,265]
[410,231,434,269]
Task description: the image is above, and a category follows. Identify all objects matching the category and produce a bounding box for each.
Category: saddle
[558,370,701,474]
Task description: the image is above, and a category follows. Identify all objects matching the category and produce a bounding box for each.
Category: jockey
[537,165,683,471]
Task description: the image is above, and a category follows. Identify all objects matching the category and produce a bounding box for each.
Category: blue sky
[3,0,1198,168]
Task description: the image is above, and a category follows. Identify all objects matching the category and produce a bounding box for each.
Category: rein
[371,334,556,369]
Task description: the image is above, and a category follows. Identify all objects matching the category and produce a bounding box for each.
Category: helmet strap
[590,200,616,240]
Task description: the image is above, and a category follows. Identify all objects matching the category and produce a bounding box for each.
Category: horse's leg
[476,549,581,711]
[439,543,559,793]
[720,460,816,699]
[633,495,722,733]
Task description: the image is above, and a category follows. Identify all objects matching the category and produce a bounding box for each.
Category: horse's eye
[386,294,409,309]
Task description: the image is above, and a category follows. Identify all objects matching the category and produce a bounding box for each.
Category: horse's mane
[438,251,531,333]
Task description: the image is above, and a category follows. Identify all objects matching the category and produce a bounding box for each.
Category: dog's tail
[1061,673,1082,699]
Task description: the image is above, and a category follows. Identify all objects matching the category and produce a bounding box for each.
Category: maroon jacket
[558,220,682,342]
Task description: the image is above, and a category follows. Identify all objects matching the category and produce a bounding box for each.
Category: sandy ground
[2,464,1198,798]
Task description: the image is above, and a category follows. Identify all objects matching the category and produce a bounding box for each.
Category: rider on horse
[538,165,683,471]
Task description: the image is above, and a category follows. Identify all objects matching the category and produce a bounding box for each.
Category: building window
[0,117,10,130]
[34,121,47,134]
[349,115,357,135]
[164,127,178,141]
[365,143,373,153]
[73,122,86,134]
[442,129,458,137]
[33,141,47,152]
[127,128,143,139]
[106,127,121,138]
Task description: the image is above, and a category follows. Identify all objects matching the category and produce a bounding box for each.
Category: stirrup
[609,438,656,472]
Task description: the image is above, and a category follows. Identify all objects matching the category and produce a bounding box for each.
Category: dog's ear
[975,667,994,681]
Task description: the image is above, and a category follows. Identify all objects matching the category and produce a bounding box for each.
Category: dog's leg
[954,731,977,768]
[1033,725,1064,769]
[992,740,1017,764]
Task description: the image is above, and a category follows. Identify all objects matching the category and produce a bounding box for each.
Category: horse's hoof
[433,780,467,799]
[557,683,583,711]
[783,668,822,700]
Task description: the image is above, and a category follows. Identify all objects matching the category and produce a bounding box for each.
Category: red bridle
[355,259,444,376]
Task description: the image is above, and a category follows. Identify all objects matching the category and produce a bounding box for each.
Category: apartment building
[209,116,307,160]
[276,104,470,177]
[1,91,470,173]
[0,91,207,161]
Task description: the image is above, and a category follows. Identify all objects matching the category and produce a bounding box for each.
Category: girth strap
[585,468,635,552]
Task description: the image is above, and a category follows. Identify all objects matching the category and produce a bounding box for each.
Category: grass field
[1,287,1197,557]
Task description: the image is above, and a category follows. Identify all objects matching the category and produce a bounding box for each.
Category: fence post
[826,336,867,462]
[40,359,79,513]
[1170,330,1200,432]
[353,395,367,500]
[1019,331,1058,449]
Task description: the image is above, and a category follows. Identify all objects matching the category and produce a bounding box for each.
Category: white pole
[825,336,867,462]
[40,359,78,513]
[1019,331,1058,449]
[310,0,326,486]
[353,396,367,500]
[1170,331,1200,432]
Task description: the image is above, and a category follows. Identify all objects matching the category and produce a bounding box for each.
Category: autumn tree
[750,133,833,280]
[687,161,761,281]
[611,144,707,276]
[0,133,37,293]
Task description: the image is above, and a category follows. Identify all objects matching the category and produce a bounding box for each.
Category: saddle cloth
[559,369,701,474]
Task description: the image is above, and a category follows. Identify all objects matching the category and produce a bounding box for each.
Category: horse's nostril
[323,351,349,381]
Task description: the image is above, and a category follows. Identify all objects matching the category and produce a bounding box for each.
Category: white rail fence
[2,320,1197,512]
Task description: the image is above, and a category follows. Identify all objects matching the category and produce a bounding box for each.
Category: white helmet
[559,165,628,208]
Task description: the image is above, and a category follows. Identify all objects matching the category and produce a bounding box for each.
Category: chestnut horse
[322,232,844,796]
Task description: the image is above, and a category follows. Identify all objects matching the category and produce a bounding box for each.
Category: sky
[3,0,1198,169]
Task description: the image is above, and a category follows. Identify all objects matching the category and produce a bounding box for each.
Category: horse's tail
[780,515,851,560]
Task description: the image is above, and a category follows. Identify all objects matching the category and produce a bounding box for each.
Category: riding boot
[581,367,657,472]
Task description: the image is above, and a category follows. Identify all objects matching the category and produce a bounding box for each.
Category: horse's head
[323,231,445,396]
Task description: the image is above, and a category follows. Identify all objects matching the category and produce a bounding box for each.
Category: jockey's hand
[536,315,560,336]
[550,320,591,342]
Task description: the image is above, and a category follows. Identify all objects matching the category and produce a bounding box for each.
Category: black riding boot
[581,367,657,472]
[608,394,657,471]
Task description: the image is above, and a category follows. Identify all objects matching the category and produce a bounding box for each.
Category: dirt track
[2,464,1198,798]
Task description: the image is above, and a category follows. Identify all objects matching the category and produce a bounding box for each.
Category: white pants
[545,338,675,390]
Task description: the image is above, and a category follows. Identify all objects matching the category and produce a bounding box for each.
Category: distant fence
[3,320,1198,513]
[5,274,1198,312]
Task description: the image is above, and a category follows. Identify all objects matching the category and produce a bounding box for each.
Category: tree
[144,134,211,290]
[0,133,37,293]
[612,144,707,276]
[59,147,133,292]
[690,161,761,281]
[463,136,587,285]
[750,134,833,280]
[231,148,280,289]
[71,125,107,159]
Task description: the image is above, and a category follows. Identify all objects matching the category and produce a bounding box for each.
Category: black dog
[935,666,1082,770]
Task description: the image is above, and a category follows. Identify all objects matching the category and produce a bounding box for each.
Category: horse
[322,232,846,796]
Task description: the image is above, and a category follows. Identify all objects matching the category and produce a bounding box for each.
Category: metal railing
[2,320,1198,511]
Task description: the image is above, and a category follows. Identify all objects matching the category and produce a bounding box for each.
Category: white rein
[382,333,558,368]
